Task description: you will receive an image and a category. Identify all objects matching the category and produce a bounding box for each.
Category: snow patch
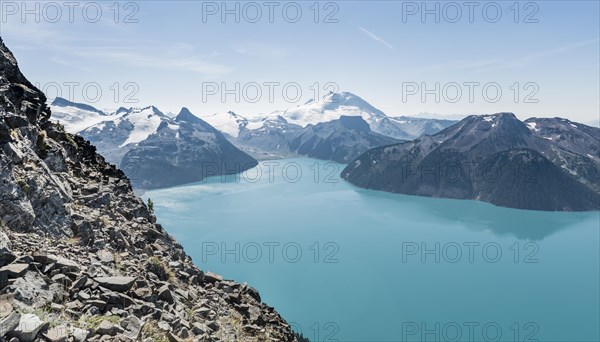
[561,164,578,176]
[119,107,163,147]
[526,122,539,132]
[50,105,109,133]
[202,112,247,137]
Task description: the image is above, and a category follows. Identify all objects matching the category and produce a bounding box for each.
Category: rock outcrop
[0,38,296,341]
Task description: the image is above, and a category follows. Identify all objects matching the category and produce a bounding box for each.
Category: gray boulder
[7,313,49,342]
[94,276,136,292]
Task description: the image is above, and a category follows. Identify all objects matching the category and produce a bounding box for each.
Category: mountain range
[45,87,599,211]
[52,92,456,179]
[202,92,456,162]
[342,113,600,211]
[51,98,257,189]
[205,91,457,142]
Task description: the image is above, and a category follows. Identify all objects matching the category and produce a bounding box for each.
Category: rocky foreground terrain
[0,38,296,341]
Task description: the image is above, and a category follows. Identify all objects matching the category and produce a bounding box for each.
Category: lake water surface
[147,158,599,341]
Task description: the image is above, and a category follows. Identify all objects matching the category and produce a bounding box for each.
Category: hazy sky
[1,1,598,123]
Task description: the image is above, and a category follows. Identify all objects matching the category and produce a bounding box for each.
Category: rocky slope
[51,99,258,189]
[0,38,296,341]
[342,113,600,211]
[524,117,600,192]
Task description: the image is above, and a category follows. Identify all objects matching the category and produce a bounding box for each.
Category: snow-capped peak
[202,90,458,140]
[51,97,106,116]
[115,107,129,115]
[50,97,109,132]
[201,111,250,138]
[116,106,166,147]
[282,91,387,128]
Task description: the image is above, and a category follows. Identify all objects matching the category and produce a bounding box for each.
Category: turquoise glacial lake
[146,158,599,342]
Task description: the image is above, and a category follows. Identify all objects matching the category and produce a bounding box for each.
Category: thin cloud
[358,27,394,50]
[1,21,230,77]
[74,49,232,76]
[476,39,599,72]
[403,39,598,76]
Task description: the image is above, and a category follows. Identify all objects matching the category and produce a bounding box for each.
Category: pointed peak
[51,97,105,115]
[175,107,215,128]
[50,97,70,106]
[176,107,199,122]
[148,105,164,115]
[179,107,193,116]
[115,107,129,115]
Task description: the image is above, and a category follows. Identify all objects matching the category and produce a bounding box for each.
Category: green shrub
[36,131,49,158]
[146,256,173,281]
[147,198,154,214]
[17,180,31,196]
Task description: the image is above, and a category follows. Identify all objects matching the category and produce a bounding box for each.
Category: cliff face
[0,38,296,341]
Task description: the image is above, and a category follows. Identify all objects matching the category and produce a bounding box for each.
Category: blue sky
[0,0,598,123]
